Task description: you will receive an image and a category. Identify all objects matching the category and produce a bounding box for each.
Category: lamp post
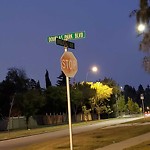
[140,94,145,115]
[86,66,98,82]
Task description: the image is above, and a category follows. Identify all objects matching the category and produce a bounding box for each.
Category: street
[0,117,143,150]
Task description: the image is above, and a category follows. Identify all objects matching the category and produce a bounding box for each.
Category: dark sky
[0,0,149,89]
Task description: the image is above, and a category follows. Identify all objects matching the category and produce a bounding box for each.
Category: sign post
[64,47,75,150]
[59,39,78,150]
[48,31,85,150]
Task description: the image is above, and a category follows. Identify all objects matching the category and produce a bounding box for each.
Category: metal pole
[142,99,145,114]
[140,94,145,116]
[86,71,89,82]
[8,95,15,136]
[64,47,73,150]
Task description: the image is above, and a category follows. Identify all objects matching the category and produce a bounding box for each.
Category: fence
[0,113,92,131]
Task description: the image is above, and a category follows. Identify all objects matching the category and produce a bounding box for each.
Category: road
[0,117,143,150]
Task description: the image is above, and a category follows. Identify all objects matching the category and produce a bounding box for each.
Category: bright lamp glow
[91,66,98,72]
[137,24,146,32]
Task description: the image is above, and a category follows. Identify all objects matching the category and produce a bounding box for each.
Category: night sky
[0,0,149,89]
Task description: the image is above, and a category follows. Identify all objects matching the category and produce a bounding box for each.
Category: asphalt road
[0,116,143,150]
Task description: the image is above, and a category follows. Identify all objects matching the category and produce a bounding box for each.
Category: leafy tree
[124,85,136,103]
[70,85,83,121]
[127,98,140,114]
[27,79,41,90]
[89,82,113,119]
[101,77,121,117]
[6,67,28,93]
[0,68,29,117]
[44,86,67,114]
[101,77,120,94]
[82,105,91,122]
[45,70,52,88]
[116,95,126,116]
[16,89,45,129]
[90,82,112,101]
[78,82,96,107]
[56,71,66,86]
[36,80,41,90]
[73,82,95,120]
[0,80,15,116]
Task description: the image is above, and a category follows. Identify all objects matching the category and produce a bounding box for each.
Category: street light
[86,66,98,82]
[136,23,148,34]
[140,94,145,115]
[137,23,146,33]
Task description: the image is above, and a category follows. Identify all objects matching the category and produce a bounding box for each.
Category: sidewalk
[95,132,150,150]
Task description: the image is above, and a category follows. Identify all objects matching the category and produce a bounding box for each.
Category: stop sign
[60,51,78,77]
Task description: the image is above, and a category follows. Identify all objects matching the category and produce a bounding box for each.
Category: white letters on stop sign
[61,59,76,70]
[60,51,78,77]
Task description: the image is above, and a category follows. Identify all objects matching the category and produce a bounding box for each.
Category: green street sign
[47,31,86,42]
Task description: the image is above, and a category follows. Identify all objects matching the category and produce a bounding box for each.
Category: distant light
[91,66,98,72]
[137,24,146,32]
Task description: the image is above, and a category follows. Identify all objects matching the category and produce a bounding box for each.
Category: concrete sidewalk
[95,132,150,150]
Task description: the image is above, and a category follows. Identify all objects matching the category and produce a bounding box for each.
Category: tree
[0,68,29,117]
[78,82,96,107]
[89,82,113,120]
[127,98,140,114]
[0,80,15,116]
[116,95,126,116]
[6,67,29,93]
[44,86,67,114]
[70,84,83,120]
[101,77,120,94]
[45,70,52,88]
[16,89,45,129]
[101,77,121,117]
[27,79,41,90]
[124,85,136,103]
[82,105,91,122]
[56,71,66,86]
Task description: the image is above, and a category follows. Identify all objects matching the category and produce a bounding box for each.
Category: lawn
[0,120,103,140]
[124,140,150,150]
[14,119,150,150]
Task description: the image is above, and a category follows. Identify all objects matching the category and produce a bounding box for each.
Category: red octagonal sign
[60,51,78,77]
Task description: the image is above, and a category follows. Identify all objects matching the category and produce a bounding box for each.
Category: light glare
[137,24,146,32]
[92,66,98,72]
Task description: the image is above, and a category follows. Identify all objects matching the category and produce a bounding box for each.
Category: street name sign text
[48,31,85,42]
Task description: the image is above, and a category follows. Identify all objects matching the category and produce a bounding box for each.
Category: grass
[0,120,103,141]
[0,125,68,140]
[1,117,150,150]
[124,116,150,124]
[14,119,150,150]
[124,140,150,150]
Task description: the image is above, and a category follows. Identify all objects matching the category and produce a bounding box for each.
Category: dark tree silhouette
[56,71,67,86]
[45,70,52,88]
